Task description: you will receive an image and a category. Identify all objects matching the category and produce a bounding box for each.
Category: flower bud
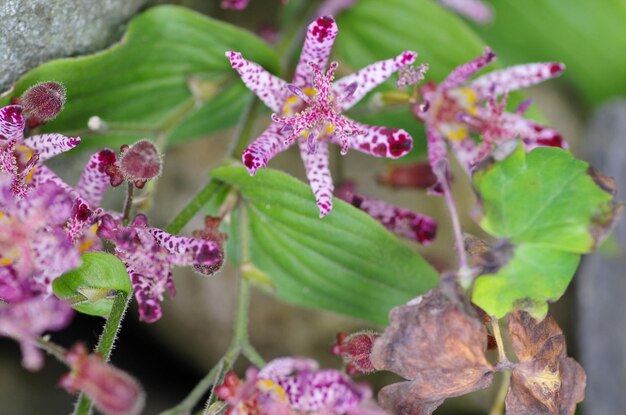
[192,216,226,276]
[59,343,145,415]
[377,162,437,189]
[332,331,379,374]
[20,82,66,127]
[119,140,162,188]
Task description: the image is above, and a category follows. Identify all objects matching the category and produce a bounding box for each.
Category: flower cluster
[227,16,417,217]
[216,357,386,415]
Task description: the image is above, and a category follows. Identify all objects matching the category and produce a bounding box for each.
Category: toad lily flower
[416,48,566,190]
[216,357,386,415]
[226,16,417,217]
[97,213,223,323]
[0,105,80,198]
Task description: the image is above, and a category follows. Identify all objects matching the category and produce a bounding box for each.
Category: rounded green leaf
[53,252,131,317]
[472,144,618,318]
[211,165,439,325]
[0,6,279,149]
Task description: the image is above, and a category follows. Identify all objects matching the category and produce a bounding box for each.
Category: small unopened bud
[192,216,226,276]
[59,343,145,415]
[20,82,66,127]
[331,331,379,374]
[119,140,162,188]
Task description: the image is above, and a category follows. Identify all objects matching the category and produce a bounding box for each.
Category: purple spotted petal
[147,227,222,267]
[242,122,292,175]
[500,112,568,151]
[23,133,80,161]
[76,149,116,207]
[334,51,418,111]
[440,47,496,92]
[0,297,73,371]
[258,357,320,379]
[31,228,81,292]
[438,0,494,24]
[328,122,413,159]
[336,183,437,244]
[292,16,339,88]
[225,51,289,113]
[298,139,334,217]
[470,62,566,99]
[0,105,25,141]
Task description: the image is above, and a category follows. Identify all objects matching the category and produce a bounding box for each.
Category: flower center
[272,61,360,154]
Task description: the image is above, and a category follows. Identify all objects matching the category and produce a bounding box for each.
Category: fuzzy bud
[332,331,379,374]
[192,216,226,276]
[20,82,66,127]
[119,140,162,188]
[59,343,145,415]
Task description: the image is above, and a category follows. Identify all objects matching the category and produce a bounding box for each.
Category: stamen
[286,84,311,104]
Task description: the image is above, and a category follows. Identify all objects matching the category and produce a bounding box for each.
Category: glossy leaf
[211,165,439,324]
[0,6,279,149]
[473,0,626,107]
[472,144,618,318]
[53,252,131,317]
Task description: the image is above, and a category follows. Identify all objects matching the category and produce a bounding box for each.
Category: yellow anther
[325,124,335,135]
[256,379,287,402]
[0,257,13,266]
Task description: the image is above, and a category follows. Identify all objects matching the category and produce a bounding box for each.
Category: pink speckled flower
[60,343,145,415]
[97,213,223,323]
[216,357,386,415]
[416,48,566,190]
[227,16,417,217]
[438,0,494,24]
[336,182,437,245]
[0,105,80,198]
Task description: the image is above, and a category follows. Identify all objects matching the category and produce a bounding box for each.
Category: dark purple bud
[332,331,379,374]
[20,82,66,127]
[119,140,162,183]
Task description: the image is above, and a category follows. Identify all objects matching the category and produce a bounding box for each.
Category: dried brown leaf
[371,289,494,415]
[506,311,586,415]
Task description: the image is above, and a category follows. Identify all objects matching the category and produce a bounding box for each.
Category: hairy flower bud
[59,343,145,415]
[192,216,227,276]
[20,82,66,127]
[332,331,379,374]
[119,140,162,188]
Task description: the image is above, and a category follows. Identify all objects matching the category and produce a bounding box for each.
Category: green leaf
[211,165,439,324]
[472,144,617,318]
[0,6,279,149]
[473,0,626,107]
[53,252,131,317]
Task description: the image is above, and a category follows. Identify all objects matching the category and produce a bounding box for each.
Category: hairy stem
[36,336,67,364]
[439,173,470,281]
[121,182,134,225]
[73,291,131,415]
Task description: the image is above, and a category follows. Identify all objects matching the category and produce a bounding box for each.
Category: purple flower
[0,105,80,198]
[227,16,417,217]
[416,48,566,189]
[336,182,437,245]
[216,357,386,415]
[97,214,223,323]
[221,0,250,9]
[438,0,494,24]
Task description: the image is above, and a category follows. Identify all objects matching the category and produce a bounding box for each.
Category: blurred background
[1,0,625,413]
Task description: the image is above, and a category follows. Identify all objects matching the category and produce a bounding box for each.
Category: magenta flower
[60,343,145,415]
[216,357,386,415]
[336,182,437,245]
[227,16,417,217]
[438,0,494,24]
[0,105,80,198]
[221,0,250,9]
[97,213,223,323]
[416,48,566,188]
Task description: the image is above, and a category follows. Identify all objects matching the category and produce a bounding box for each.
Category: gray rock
[578,99,626,415]
[0,0,147,90]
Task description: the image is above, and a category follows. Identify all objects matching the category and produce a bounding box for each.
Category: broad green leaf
[473,0,626,107]
[472,144,617,318]
[53,252,131,317]
[0,6,279,149]
[211,165,439,324]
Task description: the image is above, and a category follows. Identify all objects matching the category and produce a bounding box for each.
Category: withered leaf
[370,289,494,415]
[506,311,586,415]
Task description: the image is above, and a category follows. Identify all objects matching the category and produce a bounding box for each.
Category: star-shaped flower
[0,105,80,198]
[415,48,567,190]
[226,16,417,217]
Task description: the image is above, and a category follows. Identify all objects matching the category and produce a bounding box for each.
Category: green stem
[489,370,511,415]
[165,180,225,235]
[36,337,67,364]
[122,182,134,225]
[73,291,131,415]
